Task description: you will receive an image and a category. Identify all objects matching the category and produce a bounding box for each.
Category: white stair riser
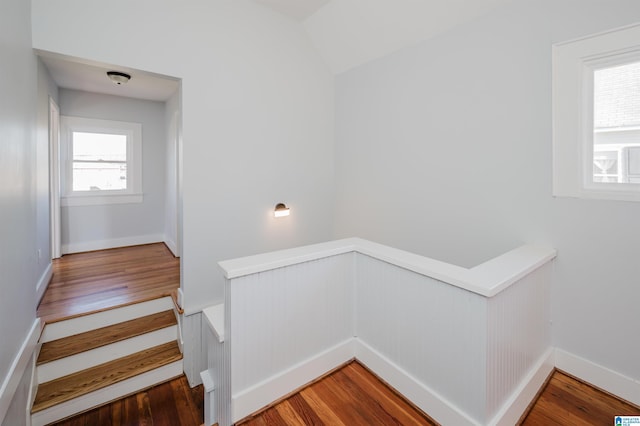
[37,326,178,384]
[40,297,174,342]
[31,360,183,426]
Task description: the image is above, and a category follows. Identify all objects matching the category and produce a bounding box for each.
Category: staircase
[31,296,183,426]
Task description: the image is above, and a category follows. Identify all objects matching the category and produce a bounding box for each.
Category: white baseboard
[355,339,479,426]
[555,348,640,406]
[490,347,555,425]
[0,318,41,423]
[232,339,355,423]
[61,234,164,254]
[35,263,53,305]
[164,238,179,257]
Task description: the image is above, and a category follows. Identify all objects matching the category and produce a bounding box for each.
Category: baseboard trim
[232,339,355,423]
[354,339,479,425]
[35,263,53,305]
[61,234,164,255]
[0,318,41,423]
[489,347,555,425]
[555,348,640,406]
[164,238,179,257]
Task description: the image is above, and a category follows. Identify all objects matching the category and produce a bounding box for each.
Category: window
[61,116,142,206]
[552,23,640,201]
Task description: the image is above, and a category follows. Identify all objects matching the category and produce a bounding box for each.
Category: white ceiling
[40,0,511,98]
[251,0,330,20]
[38,53,179,102]
[255,0,513,74]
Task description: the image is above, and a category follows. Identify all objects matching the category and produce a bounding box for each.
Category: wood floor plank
[49,376,203,426]
[239,361,432,426]
[521,370,640,425]
[344,362,435,426]
[38,243,179,324]
[299,387,347,426]
[274,400,308,425]
[38,310,177,364]
[32,341,182,413]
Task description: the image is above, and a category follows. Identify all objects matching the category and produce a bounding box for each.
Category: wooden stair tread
[38,310,177,365]
[32,341,182,413]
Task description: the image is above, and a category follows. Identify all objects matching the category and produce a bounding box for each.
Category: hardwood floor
[37,243,179,323]
[521,370,640,425]
[52,363,640,426]
[238,361,437,426]
[48,375,203,426]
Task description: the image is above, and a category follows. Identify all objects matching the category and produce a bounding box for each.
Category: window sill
[62,193,143,207]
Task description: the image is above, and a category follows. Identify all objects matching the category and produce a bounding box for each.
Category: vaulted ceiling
[251,0,513,74]
[40,0,512,101]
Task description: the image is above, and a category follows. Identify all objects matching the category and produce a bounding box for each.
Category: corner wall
[334,0,640,383]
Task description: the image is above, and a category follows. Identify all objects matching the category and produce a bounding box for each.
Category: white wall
[334,0,640,383]
[58,89,167,253]
[0,0,39,423]
[32,0,335,313]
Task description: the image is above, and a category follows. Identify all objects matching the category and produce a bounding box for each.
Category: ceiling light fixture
[106,71,131,85]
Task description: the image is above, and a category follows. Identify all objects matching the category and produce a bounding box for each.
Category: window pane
[593,61,640,184]
[72,132,127,191]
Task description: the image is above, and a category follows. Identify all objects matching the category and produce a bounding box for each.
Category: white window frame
[60,116,143,206]
[552,22,640,202]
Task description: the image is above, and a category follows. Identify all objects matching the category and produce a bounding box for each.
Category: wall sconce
[274,203,290,218]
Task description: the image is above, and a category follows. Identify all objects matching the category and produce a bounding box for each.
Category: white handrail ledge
[218,237,556,297]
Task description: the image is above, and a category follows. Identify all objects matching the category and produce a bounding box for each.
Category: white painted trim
[164,237,179,257]
[31,360,183,426]
[354,339,480,426]
[35,262,53,305]
[232,339,355,423]
[37,326,178,383]
[61,233,163,255]
[218,238,556,298]
[202,304,224,343]
[555,348,640,406]
[61,193,143,207]
[49,97,61,260]
[40,297,173,342]
[0,318,41,424]
[490,347,555,426]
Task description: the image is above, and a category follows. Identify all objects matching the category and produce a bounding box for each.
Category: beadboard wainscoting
[208,238,557,426]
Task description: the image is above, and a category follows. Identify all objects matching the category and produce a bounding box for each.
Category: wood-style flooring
[238,361,436,426]
[48,375,203,426]
[521,370,640,425]
[53,364,640,426]
[37,243,179,323]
